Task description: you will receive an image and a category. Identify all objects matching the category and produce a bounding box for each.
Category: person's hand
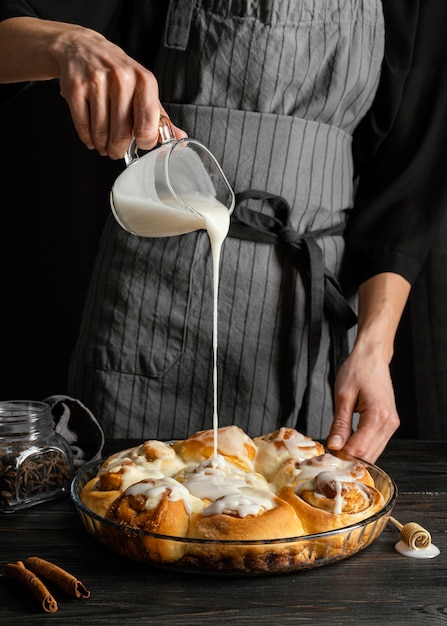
[0,17,187,159]
[327,343,400,463]
[326,272,410,462]
[55,26,186,159]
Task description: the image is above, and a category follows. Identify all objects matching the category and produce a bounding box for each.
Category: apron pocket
[76,217,202,378]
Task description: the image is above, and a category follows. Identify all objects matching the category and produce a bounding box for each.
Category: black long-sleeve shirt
[350,0,447,286]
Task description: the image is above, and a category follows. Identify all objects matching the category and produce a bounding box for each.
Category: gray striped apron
[68,0,384,440]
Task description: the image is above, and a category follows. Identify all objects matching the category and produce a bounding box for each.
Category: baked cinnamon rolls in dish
[78,425,392,572]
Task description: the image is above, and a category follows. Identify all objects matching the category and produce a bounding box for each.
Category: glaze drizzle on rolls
[80,425,385,554]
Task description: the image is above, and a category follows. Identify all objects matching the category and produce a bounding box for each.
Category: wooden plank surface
[1,440,446,625]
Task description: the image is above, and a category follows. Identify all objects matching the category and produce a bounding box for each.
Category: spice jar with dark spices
[0,400,73,512]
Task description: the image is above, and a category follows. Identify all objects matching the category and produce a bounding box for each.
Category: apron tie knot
[229,189,357,426]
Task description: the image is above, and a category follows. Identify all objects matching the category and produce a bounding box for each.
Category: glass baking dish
[71,453,397,575]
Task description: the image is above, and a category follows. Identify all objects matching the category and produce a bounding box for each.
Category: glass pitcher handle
[124,116,176,167]
[158,115,176,144]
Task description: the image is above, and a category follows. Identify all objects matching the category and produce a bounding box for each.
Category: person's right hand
[55,26,186,159]
[0,17,187,159]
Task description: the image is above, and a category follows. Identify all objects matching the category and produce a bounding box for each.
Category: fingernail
[328,435,343,449]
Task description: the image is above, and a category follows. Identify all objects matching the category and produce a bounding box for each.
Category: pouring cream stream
[112,185,230,456]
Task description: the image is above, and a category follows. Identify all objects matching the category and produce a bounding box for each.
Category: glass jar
[0,400,74,512]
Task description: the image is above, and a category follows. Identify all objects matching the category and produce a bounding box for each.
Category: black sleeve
[0,0,166,104]
[0,1,39,101]
[348,0,447,287]
[0,0,125,104]
[0,0,123,31]
[0,0,37,20]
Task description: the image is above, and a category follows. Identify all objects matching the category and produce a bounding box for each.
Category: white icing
[275,427,318,451]
[118,453,277,519]
[203,492,275,517]
[100,445,186,488]
[395,540,440,559]
[179,456,247,499]
[178,455,272,518]
[186,426,255,471]
[120,466,165,491]
[95,436,381,523]
[295,453,365,484]
[254,428,320,481]
[98,458,166,491]
[121,459,276,519]
[295,454,371,515]
[141,440,177,459]
[125,477,200,515]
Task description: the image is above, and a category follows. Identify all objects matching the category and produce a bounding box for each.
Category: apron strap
[163,0,196,51]
[229,189,357,427]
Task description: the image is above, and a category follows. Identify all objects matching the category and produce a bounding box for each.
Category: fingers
[71,73,184,159]
[327,355,400,463]
[342,411,399,463]
[129,70,162,154]
[62,75,95,151]
[328,402,399,463]
[58,30,182,159]
[327,385,357,454]
[89,72,112,156]
[82,68,161,159]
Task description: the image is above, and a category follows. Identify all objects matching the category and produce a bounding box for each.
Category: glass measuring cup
[110,116,235,237]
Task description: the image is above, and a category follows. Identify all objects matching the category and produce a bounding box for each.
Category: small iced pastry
[188,489,304,541]
[279,452,384,534]
[80,440,185,517]
[174,454,305,540]
[273,449,373,490]
[105,477,199,562]
[179,454,307,567]
[254,427,324,482]
[173,425,257,472]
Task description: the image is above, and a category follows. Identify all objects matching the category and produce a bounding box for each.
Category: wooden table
[1,439,445,625]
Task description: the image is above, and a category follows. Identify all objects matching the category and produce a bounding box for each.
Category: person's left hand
[326,344,400,463]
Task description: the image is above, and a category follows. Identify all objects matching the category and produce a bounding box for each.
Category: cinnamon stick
[5,561,58,613]
[24,556,90,599]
